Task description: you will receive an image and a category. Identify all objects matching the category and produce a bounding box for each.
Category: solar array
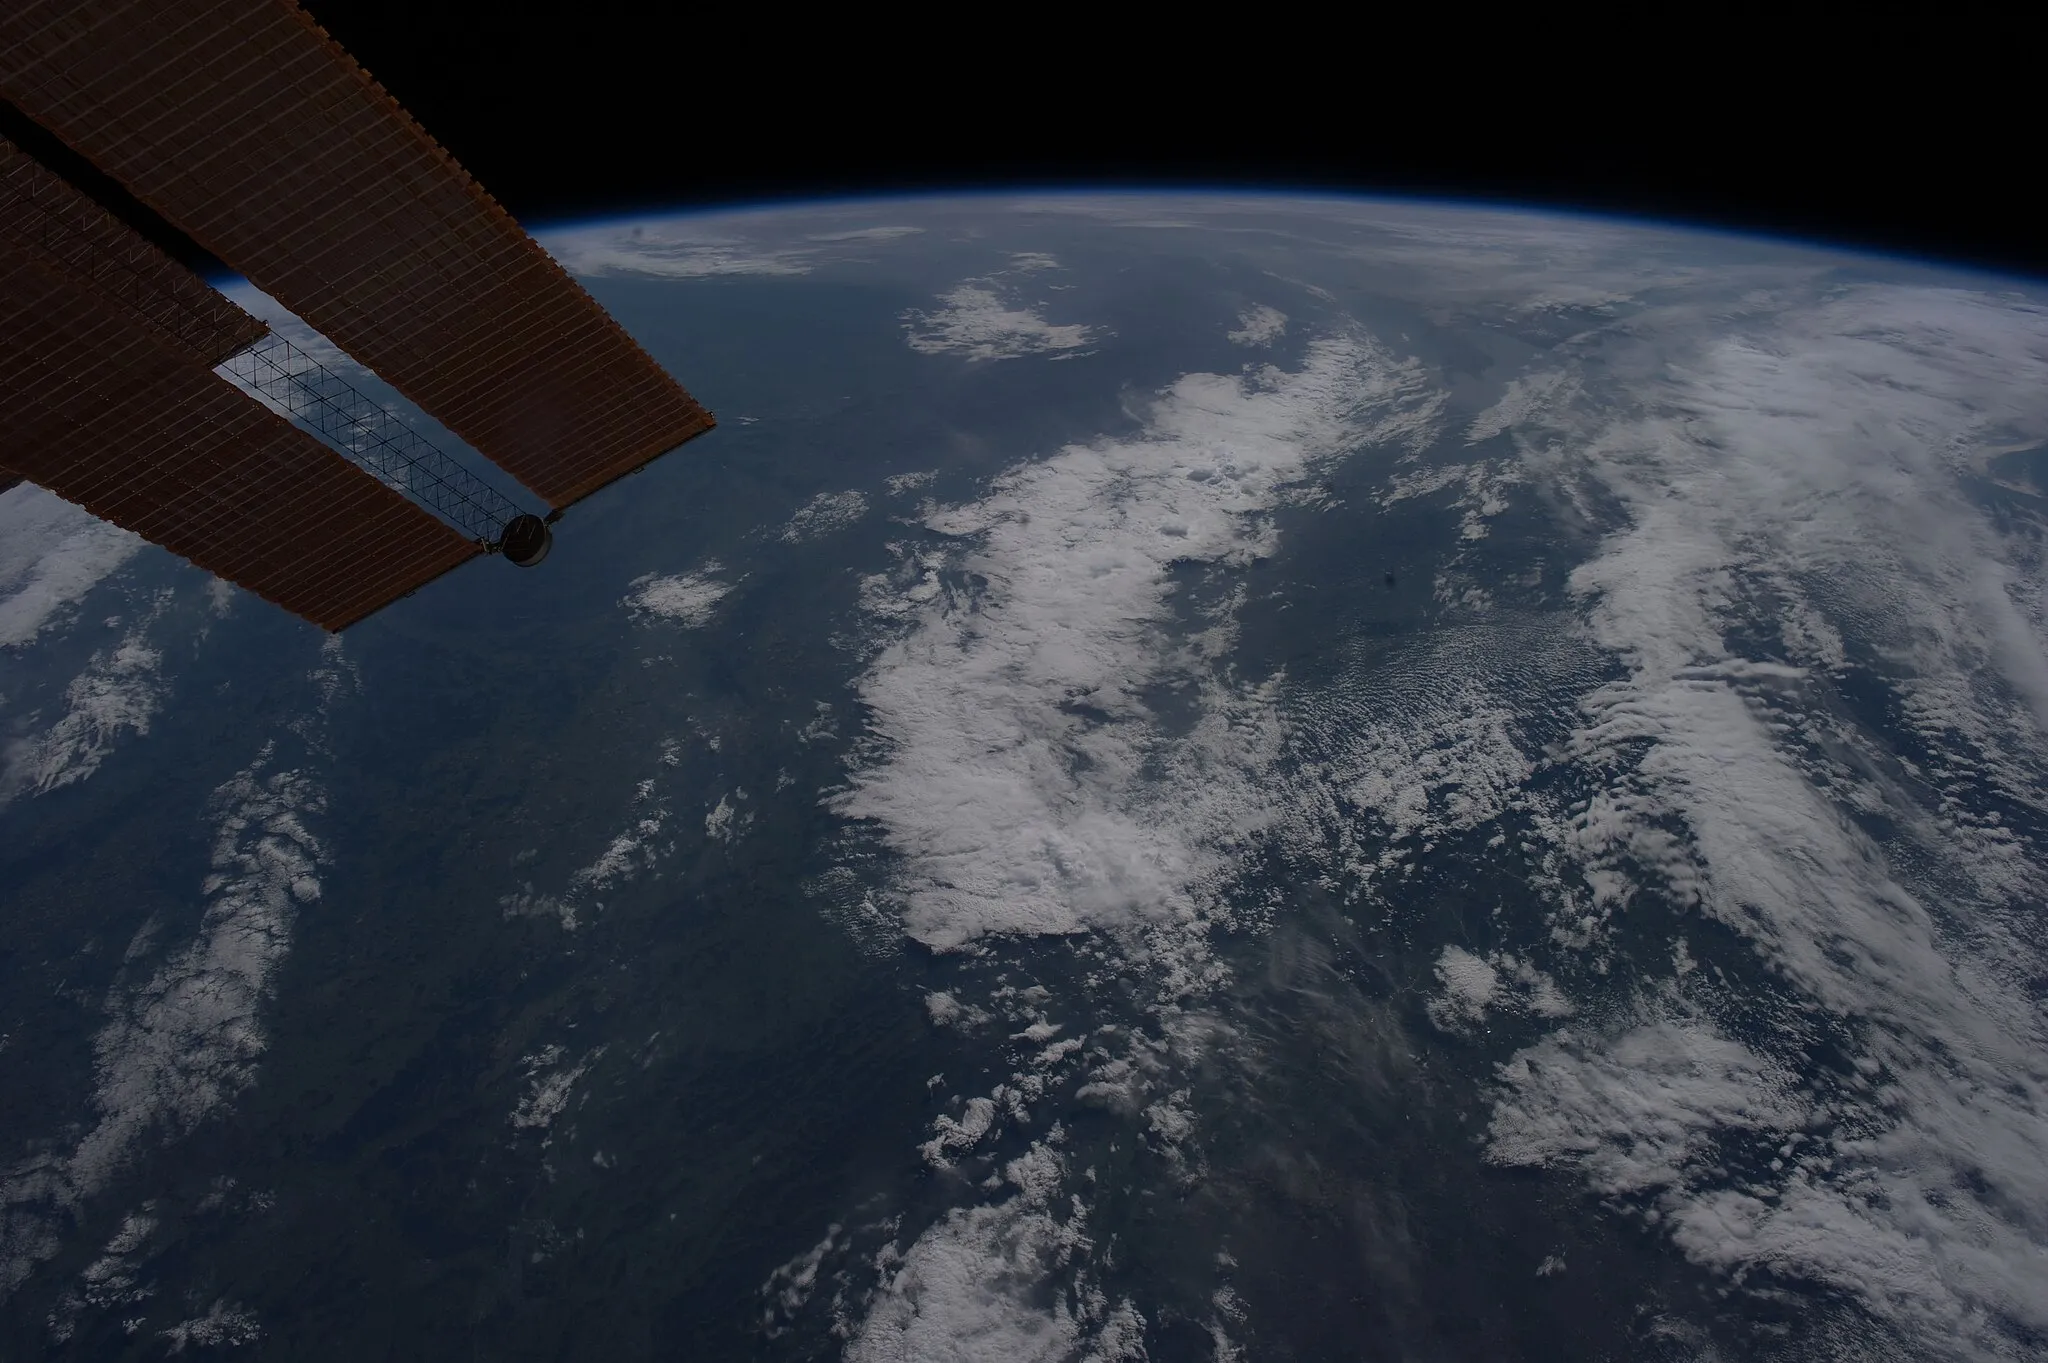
[2,231,480,630]
[0,137,269,365]
[0,0,713,629]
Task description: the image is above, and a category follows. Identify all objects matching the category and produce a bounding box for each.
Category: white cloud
[818,332,1445,1356]
[902,285,1101,361]
[847,1138,1144,1363]
[781,489,869,542]
[1425,945,1573,1032]
[67,749,326,1193]
[1227,305,1287,347]
[2,748,324,1292]
[924,991,990,1029]
[886,470,937,495]
[43,1204,160,1341]
[501,760,676,930]
[158,1299,261,1351]
[1138,241,2048,1360]
[542,223,814,278]
[539,200,2048,1360]
[759,1223,848,1337]
[1471,282,2048,1358]
[705,789,752,844]
[1487,1009,1810,1197]
[1,647,345,1301]
[1,622,165,802]
[1284,644,1545,890]
[626,565,731,628]
[1427,946,1498,1027]
[0,484,141,649]
[807,226,925,243]
[838,333,1442,952]
[540,218,933,277]
[510,1044,604,1132]
[1465,370,1580,444]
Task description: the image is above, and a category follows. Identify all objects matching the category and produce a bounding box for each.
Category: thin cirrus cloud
[543,224,815,278]
[542,221,924,278]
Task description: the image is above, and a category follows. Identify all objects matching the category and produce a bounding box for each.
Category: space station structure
[0,0,714,630]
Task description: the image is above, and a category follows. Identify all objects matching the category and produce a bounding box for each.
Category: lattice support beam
[1,0,715,512]
[220,333,531,548]
[1,234,482,631]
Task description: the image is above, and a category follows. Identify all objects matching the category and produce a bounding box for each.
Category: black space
[286,4,2033,279]
[4,5,2035,279]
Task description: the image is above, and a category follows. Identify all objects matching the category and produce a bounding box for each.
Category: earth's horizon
[4,191,2046,1362]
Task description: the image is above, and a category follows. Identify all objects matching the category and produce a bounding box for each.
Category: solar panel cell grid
[0,135,268,365]
[0,238,480,630]
[0,0,713,512]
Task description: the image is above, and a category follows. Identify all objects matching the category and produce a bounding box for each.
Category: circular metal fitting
[499,513,553,567]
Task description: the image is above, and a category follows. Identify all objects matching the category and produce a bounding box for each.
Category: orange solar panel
[0,0,714,513]
[0,238,480,631]
[0,135,267,366]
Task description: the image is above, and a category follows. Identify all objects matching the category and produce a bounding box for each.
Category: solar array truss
[0,134,267,365]
[221,333,528,548]
[1,234,481,631]
[1,0,715,514]
[2,127,539,626]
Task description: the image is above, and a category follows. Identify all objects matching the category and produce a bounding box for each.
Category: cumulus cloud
[1472,282,2048,1359]
[0,643,348,1302]
[626,565,731,628]
[846,1138,1144,1363]
[510,1044,605,1133]
[501,757,678,931]
[1465,370,1580,444]
[902,284,1101,361]
[1,739,329,1299]
[798,332,1448,1356]
[158,1299,261,1351]
[781,489,869,542]
[1281,625,1567,895]
[0,578,220,807]
[838,334,1442,951]
[1164,244,2048,1360]
[1425,945,1571,1031]
[704,789,752,844]
[1227,304,1287,347]
[0,621,166,803]
[1487,1010,1810,1196]
[69,750,326,1191]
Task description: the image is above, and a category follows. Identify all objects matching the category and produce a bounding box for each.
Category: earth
[3,194,2047,1362]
